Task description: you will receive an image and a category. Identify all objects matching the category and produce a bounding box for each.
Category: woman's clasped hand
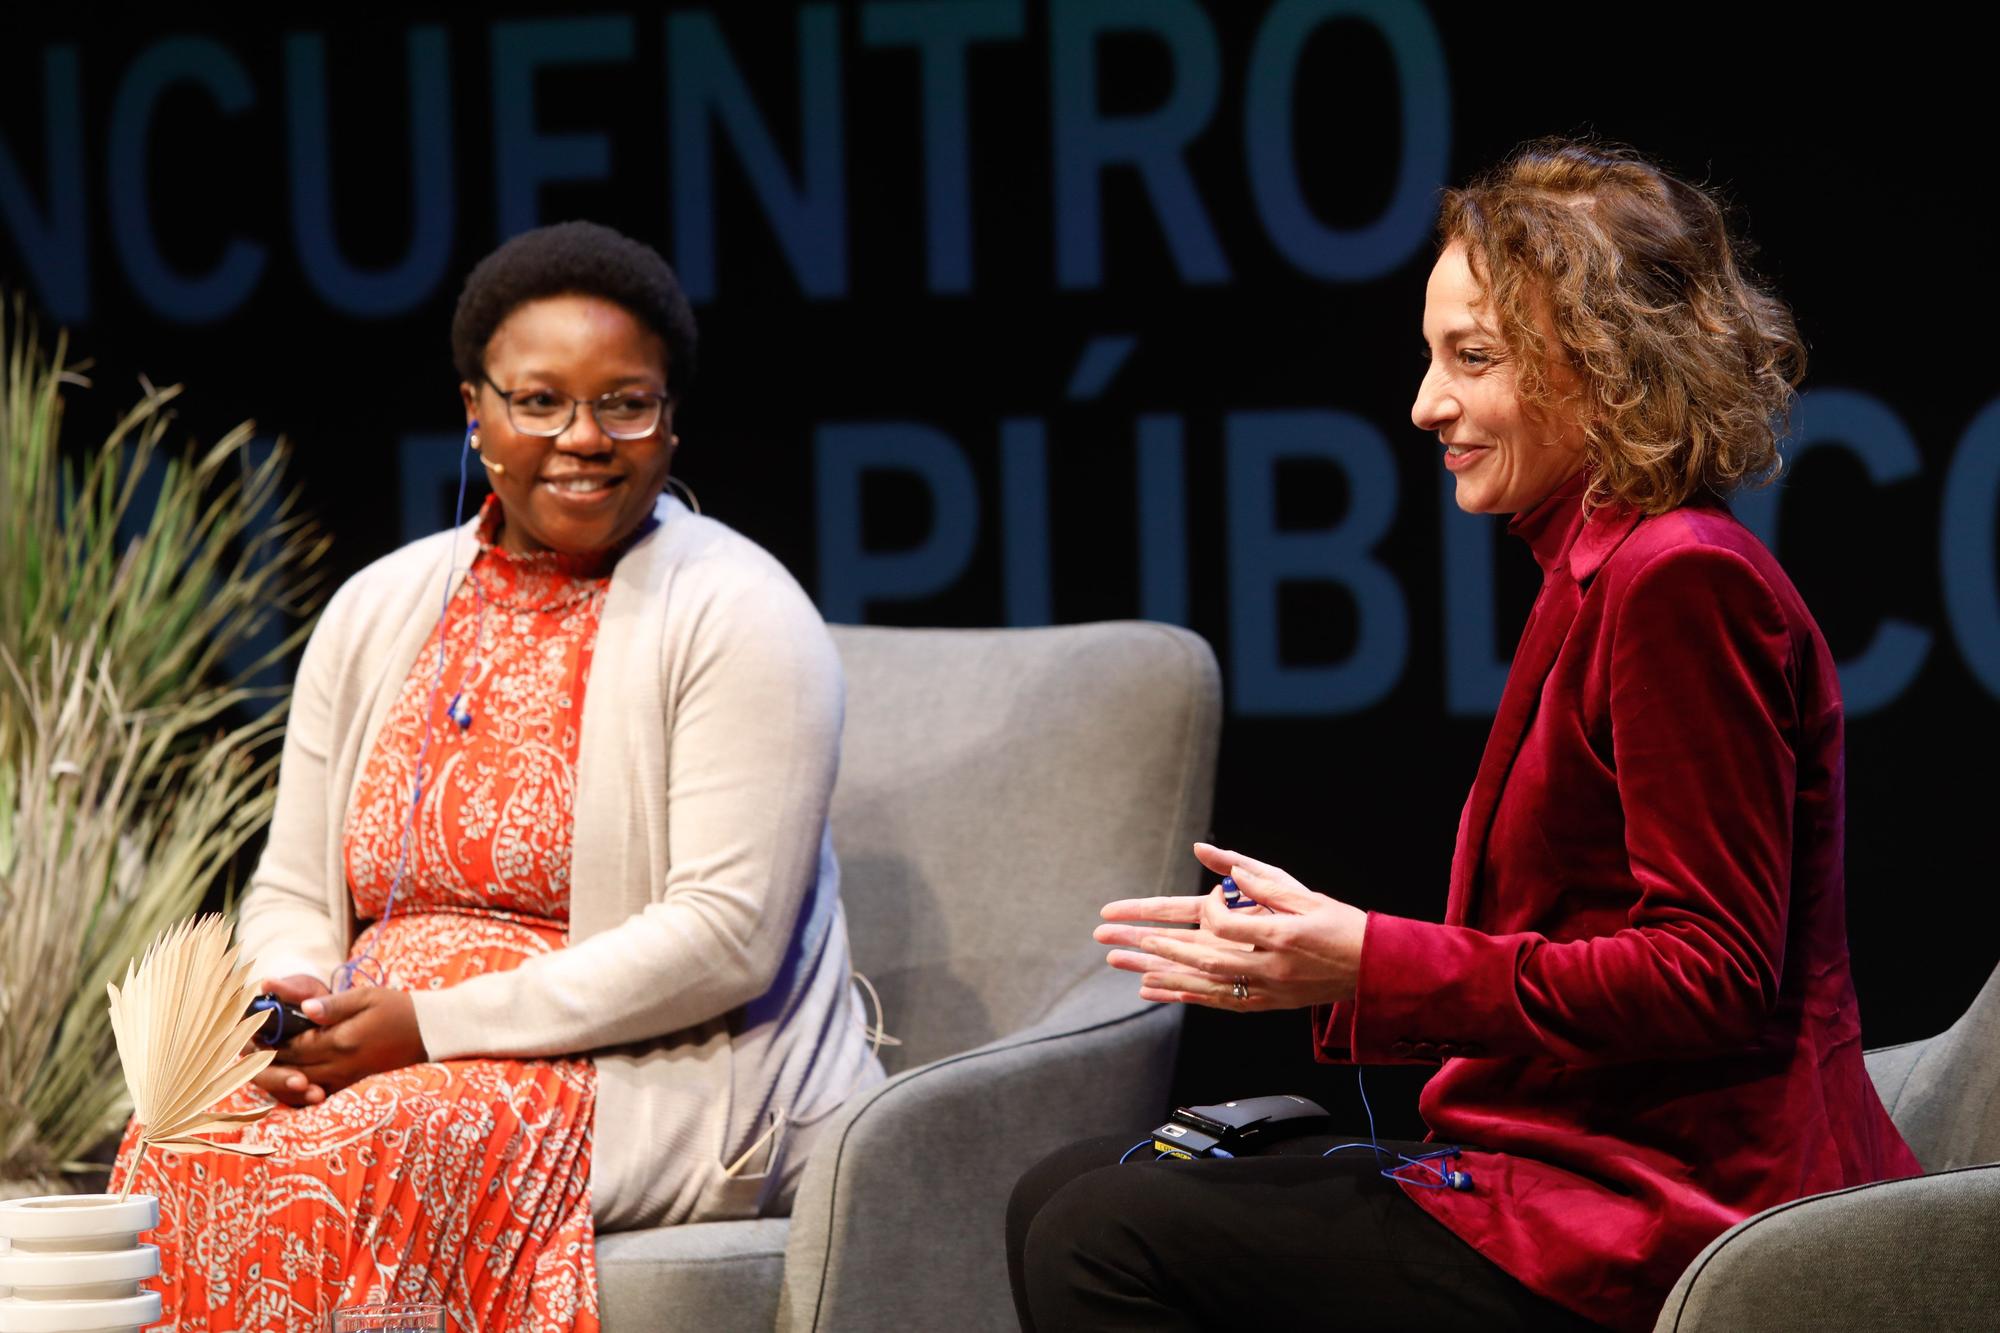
[248,973,429,1105]
[1094,841,1367,1011]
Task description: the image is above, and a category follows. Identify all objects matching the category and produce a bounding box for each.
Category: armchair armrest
[1654,1164,2000,1332]
[778,967,1179,1332]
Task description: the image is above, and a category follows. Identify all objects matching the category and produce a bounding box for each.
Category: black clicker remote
[245,994,321,1048]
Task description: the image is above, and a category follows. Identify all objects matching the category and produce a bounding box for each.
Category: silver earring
[664,474,700,515]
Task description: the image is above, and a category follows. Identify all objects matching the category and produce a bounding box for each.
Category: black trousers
[1007,1135,1608,1332]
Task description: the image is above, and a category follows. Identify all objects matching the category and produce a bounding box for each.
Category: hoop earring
[664,474,701,515]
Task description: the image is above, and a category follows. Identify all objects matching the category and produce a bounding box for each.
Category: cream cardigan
[236,495,883,1230]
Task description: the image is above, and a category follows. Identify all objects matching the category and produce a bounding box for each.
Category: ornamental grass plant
[0,298,327,1194]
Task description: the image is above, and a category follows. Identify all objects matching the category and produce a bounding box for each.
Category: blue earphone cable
[1322,1066,1466,1190]
[333,422,478,992]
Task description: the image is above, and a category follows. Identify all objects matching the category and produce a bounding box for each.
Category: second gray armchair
[1655,959,2000,1331]
[598,621,1222,1331]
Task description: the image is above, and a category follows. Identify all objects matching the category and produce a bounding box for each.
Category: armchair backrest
[1869,959,2000,1171]
[826,622,1220,1072]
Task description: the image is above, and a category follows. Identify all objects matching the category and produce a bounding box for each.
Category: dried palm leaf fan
[106,915,276,1200]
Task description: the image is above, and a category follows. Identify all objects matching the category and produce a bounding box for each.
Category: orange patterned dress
[117,497,630,1332]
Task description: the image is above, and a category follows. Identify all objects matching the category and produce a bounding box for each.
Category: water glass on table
[329,1301,447,1333]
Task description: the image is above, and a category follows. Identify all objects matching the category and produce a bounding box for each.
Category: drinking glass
[329,1301,447,1333]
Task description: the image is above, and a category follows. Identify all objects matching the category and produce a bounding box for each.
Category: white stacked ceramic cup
[0,1195,161,1333]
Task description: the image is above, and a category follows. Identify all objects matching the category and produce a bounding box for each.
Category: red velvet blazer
[1314,474,1921,1332]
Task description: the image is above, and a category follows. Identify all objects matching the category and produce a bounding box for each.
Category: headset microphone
[467,418,505,474]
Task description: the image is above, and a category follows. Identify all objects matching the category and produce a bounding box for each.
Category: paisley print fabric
[116,497,629,1332]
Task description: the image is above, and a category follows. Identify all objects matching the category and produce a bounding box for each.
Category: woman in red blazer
[1009,139,1922,1332]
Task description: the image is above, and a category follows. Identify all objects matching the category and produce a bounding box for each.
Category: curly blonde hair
[1439,138,1806,515]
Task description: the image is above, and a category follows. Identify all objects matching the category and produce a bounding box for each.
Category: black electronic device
[245,994,320,1048]
[1148,1093,1331,1158]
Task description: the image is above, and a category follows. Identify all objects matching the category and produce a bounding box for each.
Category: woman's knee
[1024,1160,1208,1272]
[1022,1164,1152,1266]
[1007,1135,1133,1252]
[1016,1163,1212,1330]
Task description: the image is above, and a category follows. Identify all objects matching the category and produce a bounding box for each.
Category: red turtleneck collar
[1505,468,1643,586]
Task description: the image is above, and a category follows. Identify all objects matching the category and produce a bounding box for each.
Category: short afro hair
[450,220,698,399]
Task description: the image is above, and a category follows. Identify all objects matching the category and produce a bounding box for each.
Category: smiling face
[458,294,676,556]
[1412,242,1589,515]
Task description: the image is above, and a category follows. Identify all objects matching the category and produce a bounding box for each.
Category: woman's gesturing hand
[278,985,430,1097]
[1092,842,1367,1012]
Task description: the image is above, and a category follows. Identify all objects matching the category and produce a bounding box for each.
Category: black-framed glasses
[482,374,670,440]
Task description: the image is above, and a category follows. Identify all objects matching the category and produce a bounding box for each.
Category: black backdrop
[5,2,1994,1138]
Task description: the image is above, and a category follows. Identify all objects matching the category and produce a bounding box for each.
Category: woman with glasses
[114,221,884,1332]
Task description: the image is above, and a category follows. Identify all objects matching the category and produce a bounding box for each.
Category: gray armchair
[1655,960,2000,1330]
[599,622,1221,1332]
